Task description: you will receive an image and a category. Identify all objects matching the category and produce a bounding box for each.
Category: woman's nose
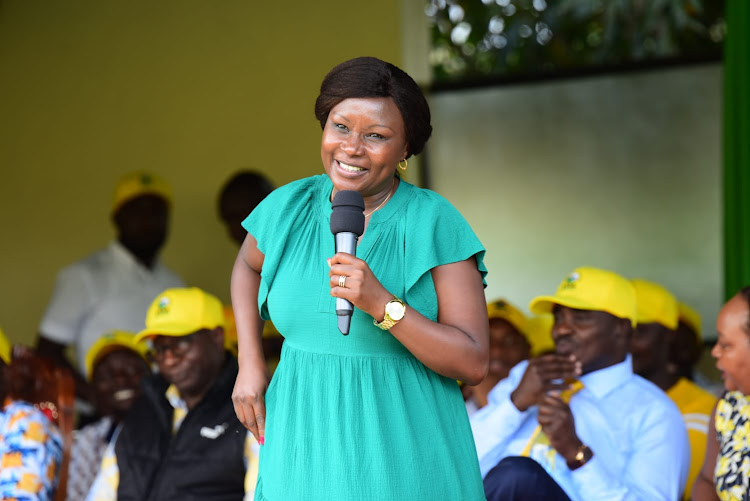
[340,133,364,155]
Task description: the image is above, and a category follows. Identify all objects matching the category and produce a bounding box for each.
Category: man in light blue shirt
[471,267,690,501]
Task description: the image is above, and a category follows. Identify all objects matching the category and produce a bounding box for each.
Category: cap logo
[157,296,170,315]
[561,271,581,290]
[493,300,507,310]
[140,173,153,186]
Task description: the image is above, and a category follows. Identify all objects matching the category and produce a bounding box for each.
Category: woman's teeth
[339,162,364,173]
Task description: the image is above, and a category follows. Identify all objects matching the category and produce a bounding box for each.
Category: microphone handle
[334,232,358,335]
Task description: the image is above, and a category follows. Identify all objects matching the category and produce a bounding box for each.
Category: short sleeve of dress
[402,188,487,320]
[241,176,324,320]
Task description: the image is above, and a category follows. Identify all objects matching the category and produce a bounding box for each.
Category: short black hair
[314,57,432,159]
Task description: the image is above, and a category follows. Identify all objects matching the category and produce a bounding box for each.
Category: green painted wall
[0,0,403,347]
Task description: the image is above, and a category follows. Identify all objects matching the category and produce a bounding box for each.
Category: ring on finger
[338,275,347,288]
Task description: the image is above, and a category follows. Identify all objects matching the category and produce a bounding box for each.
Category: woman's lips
[335,160,366,178]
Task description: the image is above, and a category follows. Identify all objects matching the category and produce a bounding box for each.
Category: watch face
[386,301,405,321]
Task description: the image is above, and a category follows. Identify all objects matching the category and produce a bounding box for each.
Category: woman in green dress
[231,56,489,500]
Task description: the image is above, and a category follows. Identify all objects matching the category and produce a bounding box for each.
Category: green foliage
[427,0,725,84]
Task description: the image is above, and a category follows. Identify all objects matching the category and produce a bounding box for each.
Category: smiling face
[321,97,409,203]
[712,294,750,394]
[93,349,149,418]
[552,305,630,374]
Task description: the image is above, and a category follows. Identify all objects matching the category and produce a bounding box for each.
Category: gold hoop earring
[397,159,408,171]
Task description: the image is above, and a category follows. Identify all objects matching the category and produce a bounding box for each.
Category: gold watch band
[373,296,405,331]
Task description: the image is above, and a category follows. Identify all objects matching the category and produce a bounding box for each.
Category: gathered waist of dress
[279,339,415,360]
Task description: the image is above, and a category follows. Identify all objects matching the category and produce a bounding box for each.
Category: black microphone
[330,190,365,335]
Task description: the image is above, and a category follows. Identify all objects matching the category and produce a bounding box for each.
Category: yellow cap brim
[529,295,636,327]
[135,325,203,344]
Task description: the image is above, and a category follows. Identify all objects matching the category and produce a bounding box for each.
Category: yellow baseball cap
[0,326,11,365]
[84,330,149,381]
[487,298,529,337]
[529,267,637,327]
[136,287,225,343]
[677,301,702,338]
[112,171,172,214]
[631,279,679,330]
[526,314,556,356]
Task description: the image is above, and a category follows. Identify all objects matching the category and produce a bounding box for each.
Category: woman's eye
[368,133,384,140]
[334,123,348,131]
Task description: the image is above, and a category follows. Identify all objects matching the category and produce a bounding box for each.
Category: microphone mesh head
[330,190,365,236]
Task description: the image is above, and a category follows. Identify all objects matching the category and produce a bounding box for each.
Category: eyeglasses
[149,332,202,362]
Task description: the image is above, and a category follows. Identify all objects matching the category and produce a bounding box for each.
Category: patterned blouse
[0,400,63,501]
[715,391,750,501]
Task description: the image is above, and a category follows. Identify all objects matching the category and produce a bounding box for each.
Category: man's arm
[471,360,536,476]
[566,402,690,501]
[37,265,95,402]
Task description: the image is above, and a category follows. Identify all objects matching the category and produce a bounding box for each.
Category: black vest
[115,356,247,501]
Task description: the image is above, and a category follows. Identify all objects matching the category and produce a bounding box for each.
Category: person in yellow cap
[629,279,716,500]
[0,327,64,499]
[471,267,689,501]
[85,287,258,501]
[464,299,531,416]
[67,331,150,501]
[36,171,184,411]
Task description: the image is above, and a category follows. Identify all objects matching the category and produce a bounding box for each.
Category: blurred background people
[216,169,283,369]
[86,287,257,500]
[472,267,689,501]
[36,171,184,410]
[67,330,149,500]
[0,327,64,501]
[693,287,750,500]
[464,299,531,415]
[217,169,275,247]
[629,278,717,499]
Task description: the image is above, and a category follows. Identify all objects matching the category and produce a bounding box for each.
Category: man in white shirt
[471,266,690,501]
[37,171,184,403]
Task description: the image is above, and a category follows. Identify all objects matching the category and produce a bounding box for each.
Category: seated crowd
[2,171,747,500]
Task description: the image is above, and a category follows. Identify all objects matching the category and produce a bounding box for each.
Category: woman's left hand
[329,252,393,320]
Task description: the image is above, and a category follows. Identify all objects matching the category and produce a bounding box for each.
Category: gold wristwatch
[373,296,406,330]
[567,444,593,471]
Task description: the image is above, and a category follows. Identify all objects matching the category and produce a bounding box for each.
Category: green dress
[242,174,487,500]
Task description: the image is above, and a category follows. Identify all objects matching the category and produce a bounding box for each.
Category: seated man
[471,267,690,501]
[464,299,531,416]
[85,288,258,501]
[67,330,150,500]
[0,328,63,501]
[629,279,716,500]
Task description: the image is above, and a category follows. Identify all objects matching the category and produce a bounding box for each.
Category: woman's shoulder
[247,174,328,220]
[399,181,467,224]
[402,181,457,208]
[267,174,329,202]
